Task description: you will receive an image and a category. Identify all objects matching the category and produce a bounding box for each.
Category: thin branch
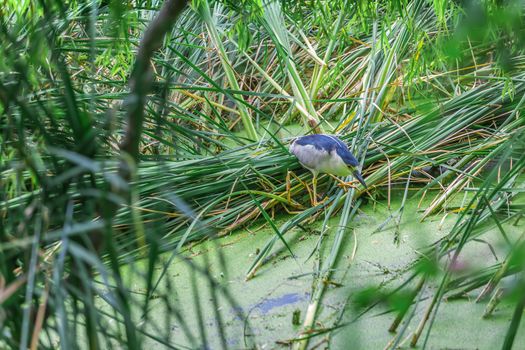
[119,0,189,168]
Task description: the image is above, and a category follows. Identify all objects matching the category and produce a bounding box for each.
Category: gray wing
[334,142,359,167]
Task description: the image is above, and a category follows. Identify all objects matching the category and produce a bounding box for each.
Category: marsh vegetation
[1,0,525,349]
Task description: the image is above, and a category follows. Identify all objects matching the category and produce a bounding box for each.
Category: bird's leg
[311,173,330,206]
[329,174,357,192]
[286,170,313,206]
[329,174,347,187]
[312,173,318,206]
[328,174,355,191]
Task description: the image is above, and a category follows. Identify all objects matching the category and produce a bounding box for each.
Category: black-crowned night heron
[289,134,366,205]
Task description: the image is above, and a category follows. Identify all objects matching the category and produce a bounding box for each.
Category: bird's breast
[318,150,352,176]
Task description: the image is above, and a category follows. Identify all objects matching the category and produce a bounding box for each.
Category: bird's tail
[353,170,367,189]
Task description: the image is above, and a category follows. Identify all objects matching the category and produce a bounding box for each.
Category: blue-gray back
[295,134,359,167]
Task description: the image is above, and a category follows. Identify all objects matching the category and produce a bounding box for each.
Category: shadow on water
[253,292,309,314]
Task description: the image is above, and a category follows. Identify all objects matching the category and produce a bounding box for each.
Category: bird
[289,134,366,205]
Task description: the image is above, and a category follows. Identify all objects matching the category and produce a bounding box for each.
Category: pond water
[118,189,525,349]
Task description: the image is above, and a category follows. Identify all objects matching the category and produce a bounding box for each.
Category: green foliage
[1,0,525,349]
